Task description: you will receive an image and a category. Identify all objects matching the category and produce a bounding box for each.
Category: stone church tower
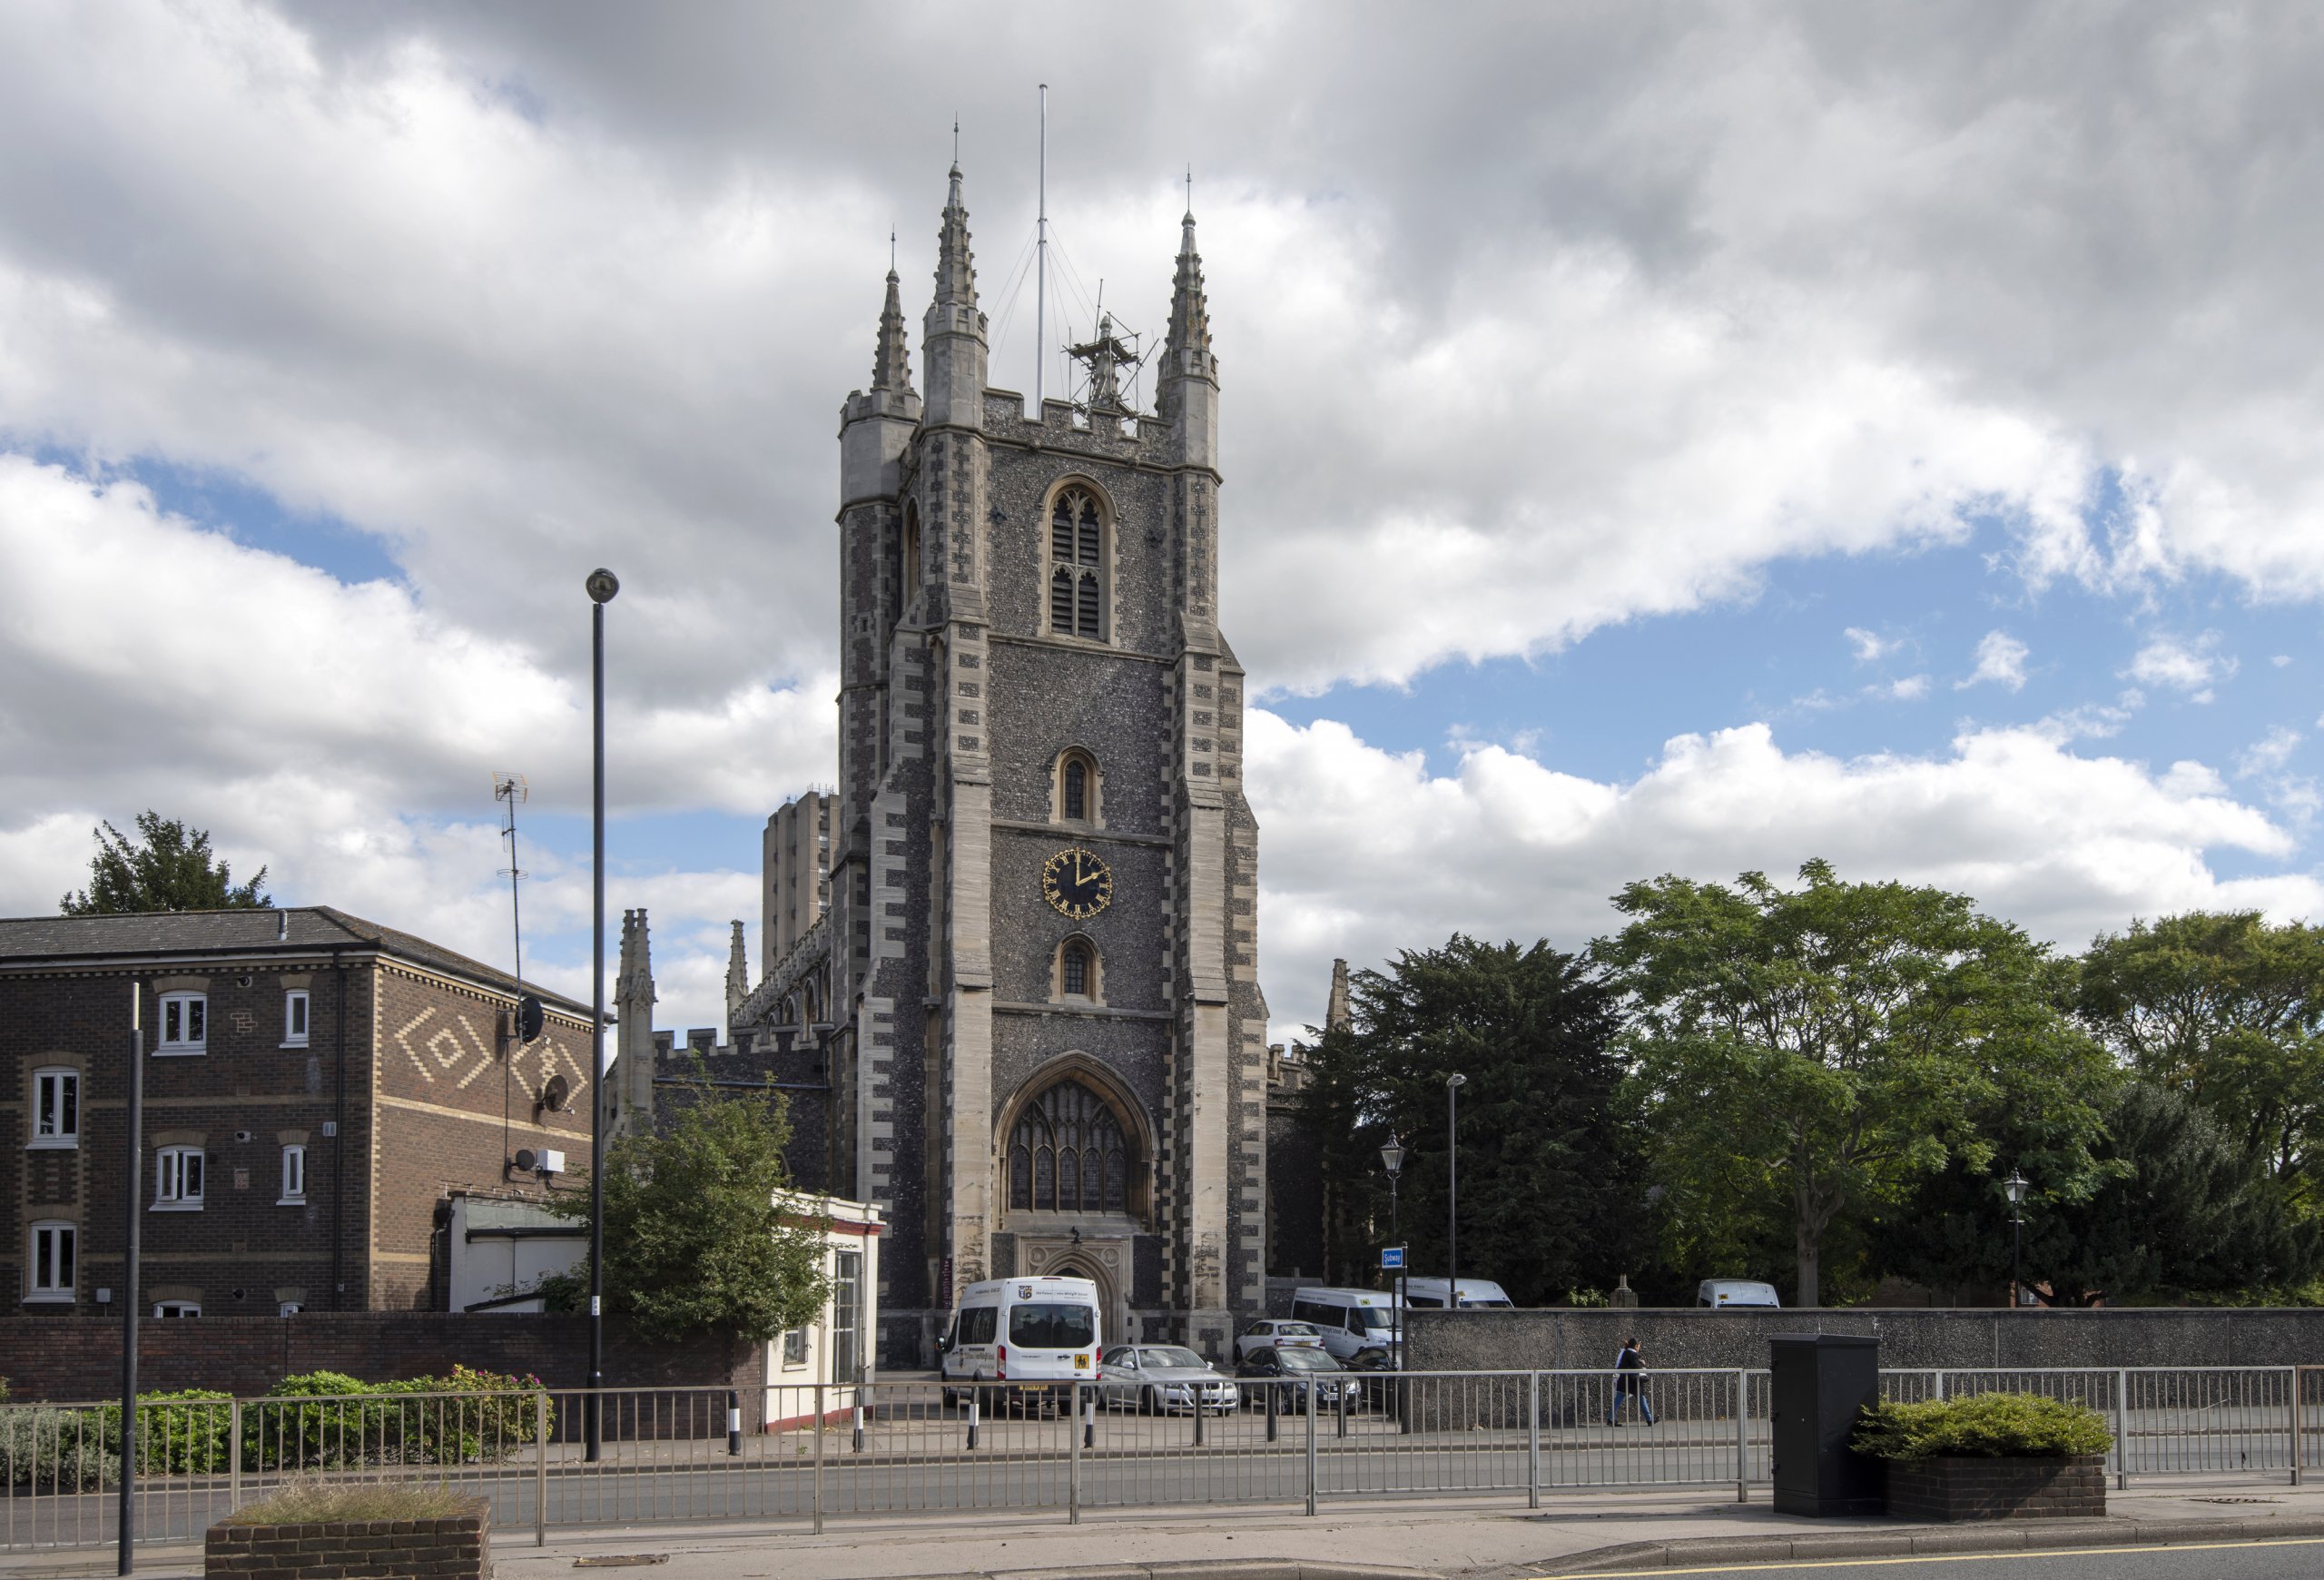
[788,162,1266,1365]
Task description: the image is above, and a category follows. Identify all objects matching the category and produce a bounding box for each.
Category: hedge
[1853,1393,2114,1460]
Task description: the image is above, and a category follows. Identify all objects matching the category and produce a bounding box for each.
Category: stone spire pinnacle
[614,908,660,1136]
[934,161,977,309]
[1157,205,1216,432]
[872,262,911,392]
[1325,958,1352,1032]
[724,920,750,1033]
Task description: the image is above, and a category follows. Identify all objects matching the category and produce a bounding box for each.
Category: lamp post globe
[586,568,620,604]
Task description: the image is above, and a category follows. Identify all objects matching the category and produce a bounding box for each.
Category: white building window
[31,1068,79,1148]
[282,990,310,1048]
[153,1300,200,1318]
[155,1146,205,1209]
[279,1144,307,1204]
[157,992,206,1053]
[28,1221,74,1299]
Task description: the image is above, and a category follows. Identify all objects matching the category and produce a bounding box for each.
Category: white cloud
[1885,675,1933,701]
[1957,631,2030,692]
[2126,632,2238,701]
[1249,709,2319,1040]
[1846,627,1899,662]
[2238,727,2301,778]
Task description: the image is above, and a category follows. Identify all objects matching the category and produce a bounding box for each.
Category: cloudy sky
[3,1,2320,1040]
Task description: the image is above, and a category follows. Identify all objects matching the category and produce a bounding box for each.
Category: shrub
[1,1407,117,1490]
[1853,1393,2113,1460]
[244,1368,549,1469]
[218,1476,480,1526]
[103,1388,235,1474]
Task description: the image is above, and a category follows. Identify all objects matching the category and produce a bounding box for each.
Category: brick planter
[205,1498,489,1578]
[1885,1454,2106,1522]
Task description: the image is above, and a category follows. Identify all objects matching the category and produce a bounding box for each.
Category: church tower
[812,164,1267,1363]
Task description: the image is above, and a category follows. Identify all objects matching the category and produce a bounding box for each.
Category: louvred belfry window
[1008,1078,1131,1214]
[1048,487,1107,641]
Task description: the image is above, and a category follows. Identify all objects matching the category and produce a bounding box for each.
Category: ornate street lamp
[2004,1169,2031,1308]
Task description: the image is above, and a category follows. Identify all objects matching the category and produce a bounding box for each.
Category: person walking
[1607,1337,1655,1426]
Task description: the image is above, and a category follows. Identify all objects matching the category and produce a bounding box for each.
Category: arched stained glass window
[1007,1078,1133,1214]
[1064,760,1087,820]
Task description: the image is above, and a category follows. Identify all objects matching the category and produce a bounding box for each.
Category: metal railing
[5,1365,2315,1551]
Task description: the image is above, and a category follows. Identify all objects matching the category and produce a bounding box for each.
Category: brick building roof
[0,905,595,1019]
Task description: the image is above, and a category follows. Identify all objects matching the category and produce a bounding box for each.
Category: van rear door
[1004,1298,1099,1386]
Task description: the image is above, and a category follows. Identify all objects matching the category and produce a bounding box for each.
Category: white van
[1398,1277,1514,1309]
[1288,1286,1400,1363]
[940,1276,1102,1405]
[1697,1279,1781,1308]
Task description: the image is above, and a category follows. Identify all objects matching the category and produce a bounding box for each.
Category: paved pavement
[9,1480,2324,1579]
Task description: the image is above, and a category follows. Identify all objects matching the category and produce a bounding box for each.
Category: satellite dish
[539,1073,570,1114]
[518,994,545,1042]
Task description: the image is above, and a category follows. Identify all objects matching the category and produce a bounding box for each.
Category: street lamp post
[585,568,619,1462]
[2004,1168,2031,1308]
[1445,1074,1466,1309]
[1379,1133,1405,1358]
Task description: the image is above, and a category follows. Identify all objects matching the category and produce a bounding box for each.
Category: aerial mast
[1037,84,1049,411]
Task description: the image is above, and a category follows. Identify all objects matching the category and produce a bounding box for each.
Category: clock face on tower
[1041,847,1115,920]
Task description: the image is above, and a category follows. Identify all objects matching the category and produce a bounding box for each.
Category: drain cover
[574,1557,672,1568]
[2191,1496,2280,1505]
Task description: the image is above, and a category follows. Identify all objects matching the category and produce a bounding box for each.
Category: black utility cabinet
[1768,1333,1883,1516]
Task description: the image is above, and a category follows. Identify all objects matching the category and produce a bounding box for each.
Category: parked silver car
[1236,1318,1326,1362]
[1098,1344,1242,1414]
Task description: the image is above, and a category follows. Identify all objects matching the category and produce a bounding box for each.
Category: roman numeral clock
[1041,847,1114,921]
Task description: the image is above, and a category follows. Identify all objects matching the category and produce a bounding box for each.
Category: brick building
[3,907,594,1318]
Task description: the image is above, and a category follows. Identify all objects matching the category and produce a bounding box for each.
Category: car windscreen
[1138,1347,1205,1369]
[1347,1306,1393,1331]
[1009,1302,1097,1348]
[1275,1322,1319,1337]
[1277,1347,1340,1370]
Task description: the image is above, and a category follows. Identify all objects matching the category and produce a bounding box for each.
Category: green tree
[60,812,271,914]
[2078,912,2324,1214]
[554,1067,831,1343]
[1595,860,2112,1308]
[1296,936,1640,1306]
[1874,1079,2318,1302]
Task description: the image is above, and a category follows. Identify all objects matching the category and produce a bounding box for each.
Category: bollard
[1528,1372,1541,1509]
[727,1388,742,1457]
[812,1383,825,1536]
[1734,1369,1749,1504]
[1083,1387,1095,1450]
[1195,1391,1206,1447]
[535,1390,549,1547]
[2115,1368,2129,1491]
[967,1383,980,1451]
[1305,1380,1318,1516]
[1068,1381,1083,1526]
[1337,1379,1348,1438]
[1265,1379,1278,1443]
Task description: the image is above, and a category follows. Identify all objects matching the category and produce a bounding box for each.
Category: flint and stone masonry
[648,166,1269,1368]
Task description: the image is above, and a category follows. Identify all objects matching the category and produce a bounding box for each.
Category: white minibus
[940,1276,1102,1407]
[1398,1277,1514,1309]
[1287,1286,1400,1363]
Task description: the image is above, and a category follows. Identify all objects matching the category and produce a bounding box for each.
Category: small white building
[444,1187,882,1425]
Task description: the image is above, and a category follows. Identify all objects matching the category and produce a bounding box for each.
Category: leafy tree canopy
[60,812,271,914]
[1295,935,1640,1306]
[2078,912,2324,1212]
[1874,1079,2318,1303]
[1594,859,2112,1308]
[552,1067,832,1344]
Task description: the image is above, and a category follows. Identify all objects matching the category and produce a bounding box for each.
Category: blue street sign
[1381,1246,1404,1269]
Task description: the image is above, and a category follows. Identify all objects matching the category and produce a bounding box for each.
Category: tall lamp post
[1445,1073,1466,1308]
[2004,1169,2030,1309]
[585,568,619,1462]
[1380,1133,1405,1360]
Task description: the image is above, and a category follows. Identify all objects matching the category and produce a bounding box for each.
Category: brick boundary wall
[1885,1453,2107,1521]
[205,1504,487,1580]
[0,1314,755,1402]
[1403,1306,2324,1374]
